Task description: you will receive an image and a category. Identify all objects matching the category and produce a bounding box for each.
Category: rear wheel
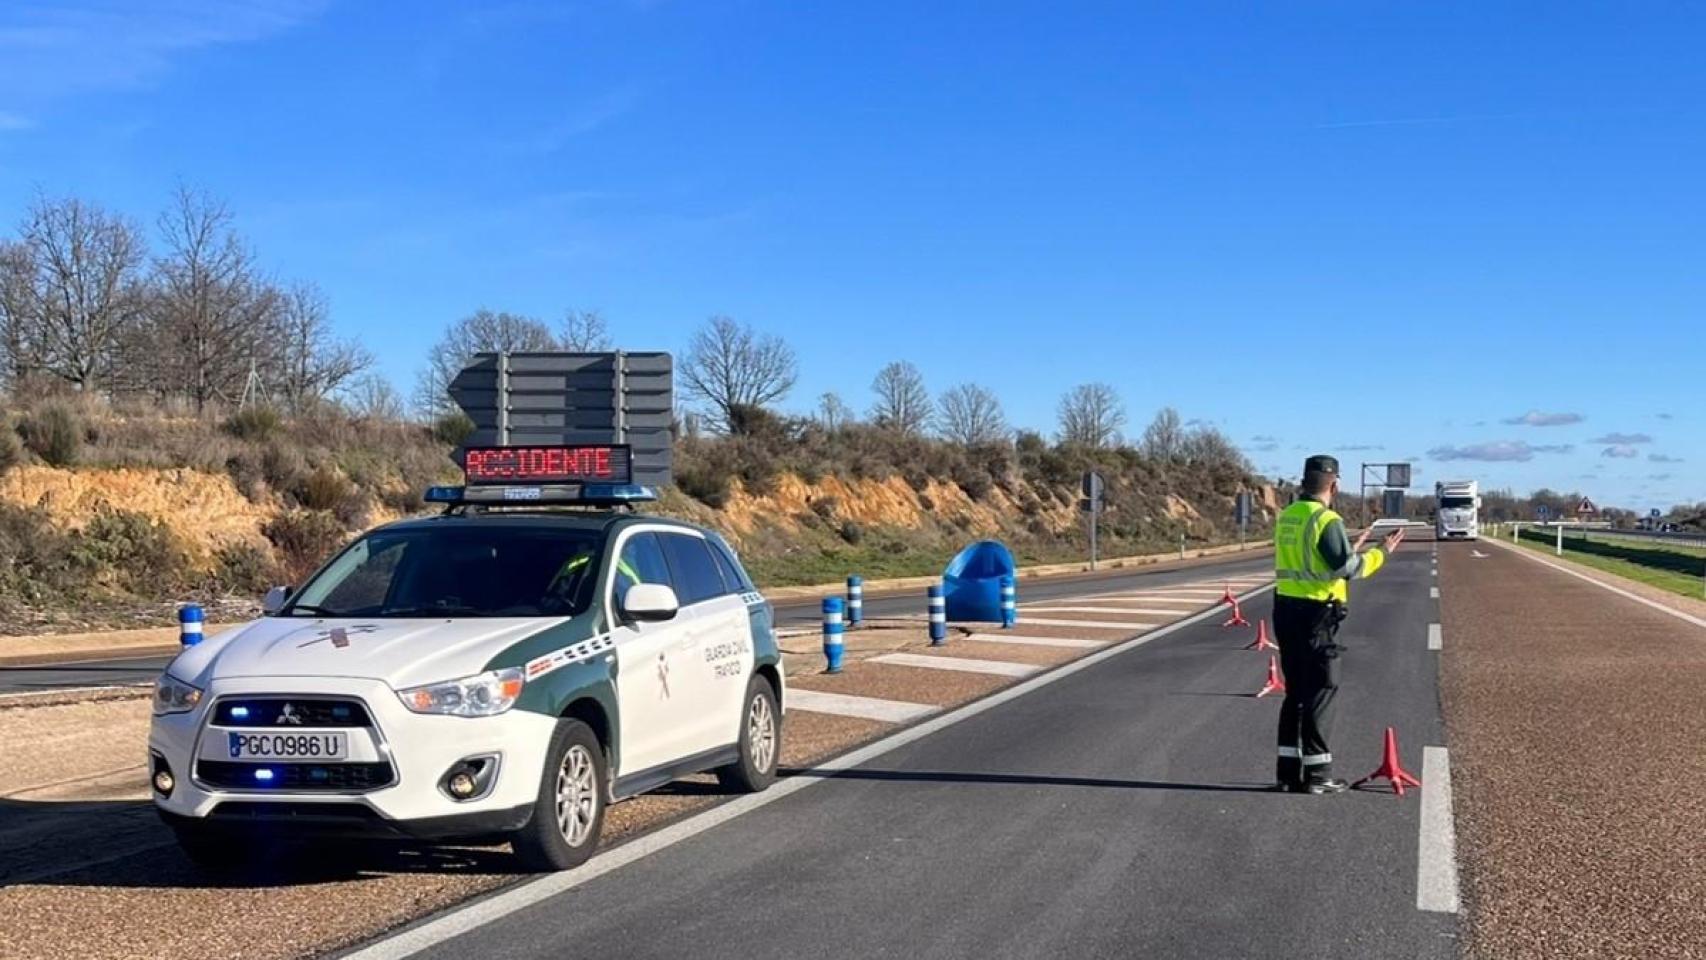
[716,675,780,793]
[511,719,607,872]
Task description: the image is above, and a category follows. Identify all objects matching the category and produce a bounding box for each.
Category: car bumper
[149,675,557,834]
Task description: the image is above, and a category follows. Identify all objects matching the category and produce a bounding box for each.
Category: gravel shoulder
[1441,541,1706,959]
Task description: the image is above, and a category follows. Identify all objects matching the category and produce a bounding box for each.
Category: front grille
[208,801,382,822]
[197,760,396,791]
[212,698,374,727]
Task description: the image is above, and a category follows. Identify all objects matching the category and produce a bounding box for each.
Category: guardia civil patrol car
[148,456,783,872]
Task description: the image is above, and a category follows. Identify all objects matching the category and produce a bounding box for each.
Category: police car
[148,443,783,872]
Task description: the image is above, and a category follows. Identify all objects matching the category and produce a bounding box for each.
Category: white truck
[1435,480,1481,540]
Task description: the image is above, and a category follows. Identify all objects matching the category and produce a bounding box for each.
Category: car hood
[168,616,571,691]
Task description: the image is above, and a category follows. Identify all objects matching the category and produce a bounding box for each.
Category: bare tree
[679,315,797,432]
[817,391,854,432]
[1140,406,1184,461]
[18,195,146,391]
[0,241,42,388]
[1180,424,1250,470]
[417,309,557,415]
[1057,382,1125,448]
[558,309,612,351]
[342,373,406,422]
[273,282,371,412]
[147,187,281,411]
[870,360,932,436]
[937,383,1007,445]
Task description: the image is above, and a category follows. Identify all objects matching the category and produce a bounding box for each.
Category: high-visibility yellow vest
[1274,499,1385,603]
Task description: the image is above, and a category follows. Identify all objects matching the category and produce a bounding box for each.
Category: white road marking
[1417,746,1462,913]
[1427,624,1442,651]
[343,584,1277,960]
[1431,569,1437,577]
[1430,587,1440,599]
[786,688,936,723]
[1013,616,1160,630]
[1486,537,1706,631]
[1086,593,1216,604]
[965,633,1104,649]
[872,653,1038,677]
[1022,605,1196,616]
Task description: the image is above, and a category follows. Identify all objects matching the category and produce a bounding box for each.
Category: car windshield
[281,524,606,619]
[1441,496,1475,509]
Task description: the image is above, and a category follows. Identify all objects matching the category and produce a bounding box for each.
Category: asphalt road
[0,552,1272,695]
[369,544,1451,960]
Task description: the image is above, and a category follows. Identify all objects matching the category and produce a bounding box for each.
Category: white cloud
[1501,410,1584,427]
[1649,453,1684,464]
[1601,445,1639,459]
[1589,432,1652,445]
[1428,441,1574,462]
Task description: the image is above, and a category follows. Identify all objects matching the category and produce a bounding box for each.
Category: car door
[607,530,698,778]
[657,531,753,758]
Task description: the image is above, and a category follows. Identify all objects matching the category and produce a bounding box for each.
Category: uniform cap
[1303,455,1339,476]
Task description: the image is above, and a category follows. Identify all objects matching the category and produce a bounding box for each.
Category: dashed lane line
[1012,617,1160,631]
[1417,746,1462,913]
[1427,624,1442,651]
[786,689,936,724]
[871,653,1039,677]
[1430,586,1440,599]
[964,633,1105,649]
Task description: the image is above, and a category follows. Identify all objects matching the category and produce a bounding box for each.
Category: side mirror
[262,585,293,616]
[621,584,680,622]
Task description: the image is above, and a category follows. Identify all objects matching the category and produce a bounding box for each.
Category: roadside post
[846,575,863,627]
[1235,491,1252,551]
[1000,575,1017,629]
[927,584,947,645]
[1556,523,1564,557]
[1179,533,1186,560]
[1080,471,1104,570]
[177,604,204,647]
[822,597,845,673]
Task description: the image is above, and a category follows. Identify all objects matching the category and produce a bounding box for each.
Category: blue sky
[0,1,1700,510]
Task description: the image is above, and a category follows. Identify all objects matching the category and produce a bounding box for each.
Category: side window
[613,533,672,609]
[707,536,753,593]
[659,533,729,605]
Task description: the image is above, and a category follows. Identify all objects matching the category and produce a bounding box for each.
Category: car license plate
[226,731,347,761]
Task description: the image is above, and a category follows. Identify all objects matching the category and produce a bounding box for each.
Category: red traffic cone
[1220,583,1237,606]
[1255,654,1285,697]
[1352,727,1423,797]
[1222,597,1250,627]
[1245,618,1276,651]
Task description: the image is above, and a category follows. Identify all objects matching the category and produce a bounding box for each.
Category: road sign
[1081,471,1105,500]
[1652,508,1663,519]
[1576,497,1598,515]
[1234,492,1252,525]
[1382,489,1405,518]
[449,351,674,487]
[1536,505,1551,521]
[1079,472,1104,571]
[1386,463,1411,489]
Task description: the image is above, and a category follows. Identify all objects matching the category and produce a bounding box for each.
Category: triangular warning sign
[1577,497,1598,514]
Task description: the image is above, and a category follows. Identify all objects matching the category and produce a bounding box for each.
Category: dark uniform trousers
[1273,594,1345,784]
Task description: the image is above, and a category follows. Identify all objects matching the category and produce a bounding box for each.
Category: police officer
[1272,455,1404,794]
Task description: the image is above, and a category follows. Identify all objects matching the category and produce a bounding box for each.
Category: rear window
[659,533,729,605]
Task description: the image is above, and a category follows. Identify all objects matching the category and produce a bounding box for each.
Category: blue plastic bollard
[822,597,845,673]
[178,604,205,647]
[927,585,947,645]
[847,575,863,627]
[1000,575,1017,629]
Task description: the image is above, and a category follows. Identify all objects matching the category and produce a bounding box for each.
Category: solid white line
[1417,746,1461,913]
[1427,624,1442,651]
[964,633,1104,649]
[1015,617,1160,630]
[1486,537,1706,631]
[872,653,1038,677]
[1430,586,1439,599]
[1074,594,1209,605]
[342,583,1276,960]
[1022,605,1195,616]
[785,688,936,723]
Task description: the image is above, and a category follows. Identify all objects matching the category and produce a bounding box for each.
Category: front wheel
[716,675,780,793]
[511,719,607,872]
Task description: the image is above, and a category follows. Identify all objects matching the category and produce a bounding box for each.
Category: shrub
[0,503,78,604]
[225,406,283,441]
[296,465,353,512]
[264,510,349,584]
[0,426,20,477]
[810,496,840,521]
[18,403,83,467]
[838,520,865,544]
[215,542,279,594]
[430,412,476,447]
[260,441,308,494]
[674,460,732,508]
[71,509,191,593]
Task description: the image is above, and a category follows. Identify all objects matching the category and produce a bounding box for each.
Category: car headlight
[398,668,526,717]
[153,675,203,716]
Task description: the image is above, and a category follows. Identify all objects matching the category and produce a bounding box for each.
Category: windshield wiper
[380,604,486,618]
[283,604,344,617]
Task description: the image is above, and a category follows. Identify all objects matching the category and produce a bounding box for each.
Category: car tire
[511,718,607,872]
[716,675,780,794]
